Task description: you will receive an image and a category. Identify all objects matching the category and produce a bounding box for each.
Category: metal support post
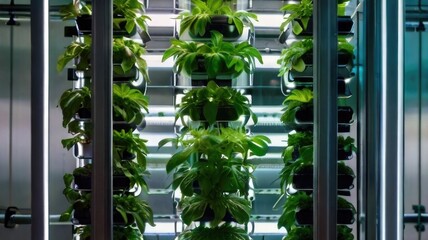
[31,1,49,239]
[379,0,404,239]
[91,0,113,239]
[313,0,338,240]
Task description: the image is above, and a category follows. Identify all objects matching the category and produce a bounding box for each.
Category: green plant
[284,226,313,240]
[279,145,313,191]
[61,120,92,150]
[176,80,257,126]
[60,173,155,234]
[74,225,144,240]
[278,39,355,76]
[112,37,150,81]
[280,88,313,124]
[58,83,149,149]
[278,192,356,232]
[113,83,149,125]
[59,0,150,35]
[113,0,151,34]
[57,37,149,81]
[162,31,263,78]
[277,39,313,76]
[59,83,149,127]
[177,0,257,37]
[158,127,270,226]
[284,226,354,240]
[280,0,313,35]
[59,0,92,20]
[178,224,251,240]
[58,86,91,128]
[113,194,155,234]
[113,129,150,191]
[281,131,313,165]
[57,36,92,72]
[59,173,91,221]
[339,135,358,153]
[278,191,312,232]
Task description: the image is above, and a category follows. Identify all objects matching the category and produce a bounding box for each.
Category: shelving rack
[0,0,407,239]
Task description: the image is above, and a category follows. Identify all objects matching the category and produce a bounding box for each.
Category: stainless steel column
[31,1,49,239]
[91,0,113,239]
[313,0,338,239]
[379,0,404,239]
[362,0,382,239]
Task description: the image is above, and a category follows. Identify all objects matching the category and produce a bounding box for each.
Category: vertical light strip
[380,0,404,239]
[397,0,404,237]
[8,25,14,207]
[380,0,387,236]
[31,0,49,239]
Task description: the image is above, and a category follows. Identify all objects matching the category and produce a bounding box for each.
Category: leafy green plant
[58,83,149,149]
[177,0,257,37]
[113,129,150,191]
[284,226,354,240]
[162,31,263,78]
[59,83,149,128]
[158,127,270,226]
[280,88,313,124]
[284,226,312,240]
[59,0,92,20]
[60,173,155,234]
[112,37,150,81]
[113,0,151,34]
[277,39,313,76]
[279,145,313,191]
[278,191,312,231]
[281,131,313,165]
[57,37,149,81]
[59,0,150,35]
[58,86,91,128]
[280,0,313,35]
[113,194,155,234]
[178,224,251,240]
[282,132,357,163]
[339,135,358,153]
[57,36,92,72]
[176,80,257,126]
[278,192,356,232]
[59,173,91,222]
[74,225,144,240]
[61,120,92,150]
[113,83,149,125]
[277,39,355,76]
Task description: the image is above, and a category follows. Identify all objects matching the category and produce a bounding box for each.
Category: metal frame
[91,0,113,239]
[362,0,404,239]
[379,0,404,239]
[361,0,382,239]
[31,1,49,239]
[313,0,338,239]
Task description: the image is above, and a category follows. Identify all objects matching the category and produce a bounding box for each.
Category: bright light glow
[43,0,50,238]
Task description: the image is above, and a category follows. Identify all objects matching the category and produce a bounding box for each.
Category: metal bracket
[413,205,426,232]
[4,206,19,228]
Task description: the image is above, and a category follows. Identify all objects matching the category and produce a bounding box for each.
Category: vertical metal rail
[31,0,49,239]
[362,0,382,239]
[313,0,338,239]
[379,0,404,239]
[91,0,113,239]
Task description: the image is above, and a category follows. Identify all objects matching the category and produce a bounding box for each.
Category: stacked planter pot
[159,1,270,239]
[57,0,154,239]
[276,0,357,239]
